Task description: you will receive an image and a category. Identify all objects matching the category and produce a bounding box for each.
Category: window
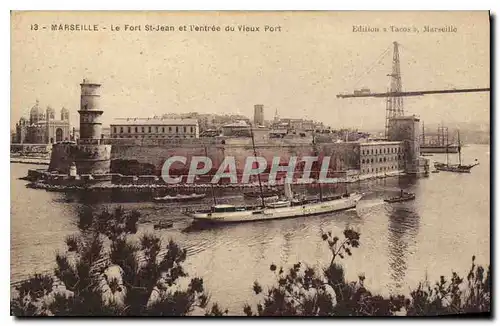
[120,127,123,133]
[128,127,131,133]
[183,126,187,133]
[169,127,172,132]
[371,149,373,155]
[156,126,159,132]
[142,127,145,133]
[148,126,152,133]
[371,158,374,163]
[135,127,138,133]
[113,127,117,134]
[191,126,194,133]
[162,127,165,133]
[176,127,179,133]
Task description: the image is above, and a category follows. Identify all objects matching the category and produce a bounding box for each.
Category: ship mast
[204,146,217,206]
[313,132,323,202]
[445,128,449,166]
[250,124,265,208]
[422,121,425,145]
[458,130,462,166]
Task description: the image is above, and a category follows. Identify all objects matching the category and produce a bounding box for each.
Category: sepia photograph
[9,10,490,317]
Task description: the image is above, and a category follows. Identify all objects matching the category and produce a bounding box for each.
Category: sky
[11,11,490,131]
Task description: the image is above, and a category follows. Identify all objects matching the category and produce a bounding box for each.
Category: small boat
[431,170,440,174]
[243,189,280,199]
[384,190,415,203]
[154,221,174,229]
[153,193,206,203]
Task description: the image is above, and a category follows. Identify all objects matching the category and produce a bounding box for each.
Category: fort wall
[108,138,361,179]
[49,143,111,174]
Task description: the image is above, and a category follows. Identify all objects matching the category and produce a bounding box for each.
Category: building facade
[387,115,424,175]
[14,101,71,144]
[359,141,405,175]
[110,118,199,139]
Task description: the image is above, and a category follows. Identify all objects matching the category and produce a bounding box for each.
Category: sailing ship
[434,130,479,173]
[420,122,460,154]
[188,127,363,224]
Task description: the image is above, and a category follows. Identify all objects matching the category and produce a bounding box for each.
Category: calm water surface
[11,145,490,315]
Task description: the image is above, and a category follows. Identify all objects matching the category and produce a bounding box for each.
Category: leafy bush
[244,228,490,316]
[11,207,225,316]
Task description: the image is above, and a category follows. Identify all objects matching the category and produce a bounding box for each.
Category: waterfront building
[359,141,405,175]
[14,101,71,144]
[110,118,199,139]
[387,115,428,175]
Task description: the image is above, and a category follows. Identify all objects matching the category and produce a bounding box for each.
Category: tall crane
[336,41,490,137]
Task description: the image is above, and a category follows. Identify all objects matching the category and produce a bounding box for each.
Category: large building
[14,101,71,144]
[359,141,405,175]
[387,115,428,175]
[110,118,199,139]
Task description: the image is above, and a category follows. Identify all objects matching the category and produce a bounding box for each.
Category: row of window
[112,125,196,134]
[361,166,399,174]
[361,147,401,155]
[361,155,403,164]
[114,135,196,139]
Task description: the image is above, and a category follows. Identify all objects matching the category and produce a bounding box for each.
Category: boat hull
[191,194,363,224]
[420,145,459,154]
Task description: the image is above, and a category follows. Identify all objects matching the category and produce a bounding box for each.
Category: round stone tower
[79,79,103,141]
[74,78,111,175]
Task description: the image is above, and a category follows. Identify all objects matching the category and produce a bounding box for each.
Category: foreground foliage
[11,207,226,316]
[244,228,490,316]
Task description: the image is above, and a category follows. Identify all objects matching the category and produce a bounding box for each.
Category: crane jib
[336,88,490,98]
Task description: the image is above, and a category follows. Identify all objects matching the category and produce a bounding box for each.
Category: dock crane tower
[336,41,490,137]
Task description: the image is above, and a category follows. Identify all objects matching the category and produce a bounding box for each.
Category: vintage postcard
[10,11,490,317]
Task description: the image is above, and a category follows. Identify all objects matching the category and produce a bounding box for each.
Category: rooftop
[111,118,198,126]
[360,141,403,146]
[222,120,250,128]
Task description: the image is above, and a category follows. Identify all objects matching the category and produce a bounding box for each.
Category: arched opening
[56,128,63,142]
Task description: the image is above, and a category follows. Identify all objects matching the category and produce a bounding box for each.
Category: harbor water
[10,145,490,315]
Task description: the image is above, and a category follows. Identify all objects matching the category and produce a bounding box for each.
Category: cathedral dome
[30,100,40,115]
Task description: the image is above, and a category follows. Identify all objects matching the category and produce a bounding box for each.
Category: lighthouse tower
[79,79,104,141]
[48,78,111,175]
[74,78,111,174]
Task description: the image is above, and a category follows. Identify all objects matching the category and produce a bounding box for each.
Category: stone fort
[48,80,427,182]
